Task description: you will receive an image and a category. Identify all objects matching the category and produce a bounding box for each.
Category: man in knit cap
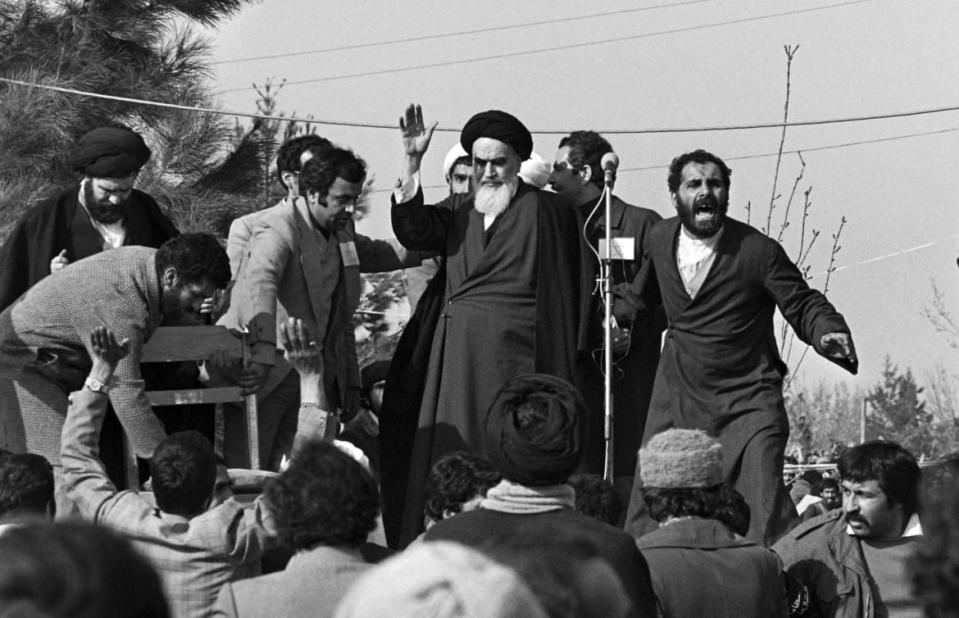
[389,105,588,546]
[423,373,657,616]
[635,428,788,617]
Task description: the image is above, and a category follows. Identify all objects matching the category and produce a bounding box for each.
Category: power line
[618,126,959,173]
[6,76,959,136]
[213,0,717,65]
[366,125,959,193]
[218,0,871,93]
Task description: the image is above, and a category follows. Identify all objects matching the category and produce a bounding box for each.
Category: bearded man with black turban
[385,105,589,547]
[0,126,177,310]
[0,126,189,488]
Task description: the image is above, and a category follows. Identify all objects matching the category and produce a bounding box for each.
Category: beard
[83,181,127,224]
[676,193,727,239]
[474,176,519,217]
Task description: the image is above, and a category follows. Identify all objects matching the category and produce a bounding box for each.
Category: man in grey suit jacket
[0,234,231,509]
[219,146,419,469]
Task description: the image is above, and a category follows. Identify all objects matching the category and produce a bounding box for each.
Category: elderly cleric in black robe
[0,126,177,311]
[388,106,589,546]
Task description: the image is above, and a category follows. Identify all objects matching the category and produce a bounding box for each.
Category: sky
[204,0,959,394]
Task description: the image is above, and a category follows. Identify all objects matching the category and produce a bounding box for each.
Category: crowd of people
[0,106,954,617]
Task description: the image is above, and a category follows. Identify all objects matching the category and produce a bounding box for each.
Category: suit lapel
[293,199,337,331]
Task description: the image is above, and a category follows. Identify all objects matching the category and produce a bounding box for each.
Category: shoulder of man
[773,509,844,553]
[612,195,663,223]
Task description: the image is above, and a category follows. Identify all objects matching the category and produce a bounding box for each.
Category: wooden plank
[146,386,243,406]
[141,326,242,362]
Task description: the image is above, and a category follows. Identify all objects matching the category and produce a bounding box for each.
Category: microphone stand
[601,169,615,482]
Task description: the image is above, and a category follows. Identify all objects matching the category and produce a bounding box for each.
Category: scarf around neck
[479,479,576,515]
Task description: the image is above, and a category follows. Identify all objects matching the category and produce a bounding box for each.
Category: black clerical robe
[0,185,178,310]
[621,216,854,545]
[391,182,588,546]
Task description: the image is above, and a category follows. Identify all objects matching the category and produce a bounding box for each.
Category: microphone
[601,152,619,185]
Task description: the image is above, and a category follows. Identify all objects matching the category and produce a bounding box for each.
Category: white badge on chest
[339,240,360,267]
[598,237,635,261]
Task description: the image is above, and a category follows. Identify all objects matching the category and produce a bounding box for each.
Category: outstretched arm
[61,327,132,520]
[279,318,338,450]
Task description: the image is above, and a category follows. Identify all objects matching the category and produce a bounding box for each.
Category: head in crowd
[484,374,586,487]
[155,233,231,325]
[568,474,623,526]
[460,110,532,218]
[70,126,151,224]
[0,453,55,523]
[548,131,613,203]
[360,360,390,415]
[837,440,920,539]
[424,451,502,527]
[667,149,732,239]
[265,439,379,550]
[298,147,367,232]
[640,428,728,524]
[819,477,842,510]
[0,521,168,618]
[518,152,551,190]
[715,484,751,537]
[276,134,333,194]
[483,521,633,618]
[333,541,546,618]
[908,453,959,615]
[149,430,217,518]
[443,143,474,196]
[800,469,824,493]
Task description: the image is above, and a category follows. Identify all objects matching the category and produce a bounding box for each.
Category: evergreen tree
[0,0,268,238]
[866,356,936,457]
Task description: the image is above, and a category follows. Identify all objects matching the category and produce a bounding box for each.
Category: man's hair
[148,431,217,518]
[0,454,54,520]
[0,521,168,618]
[715,484,750,536]
[838,440,921,517]
[820,477,840,494]
[558,131,613,188]
[265,440,379,549]
[643,485,725,523]
[155,233,231,290]
[567,474,622,526]
[298,147,367,199]
[424,451,501,522]
[667,149,732,193]
[275,134,332,187]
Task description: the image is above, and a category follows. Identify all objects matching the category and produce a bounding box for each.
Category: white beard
[473,177,518,217]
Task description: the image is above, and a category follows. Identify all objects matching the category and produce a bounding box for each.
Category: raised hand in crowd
[87,325,131,385]
[279,317,338,447]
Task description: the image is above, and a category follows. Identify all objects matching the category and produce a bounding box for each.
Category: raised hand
[279,318,322,378]
[50,249,70,274]
[399,103,438,158]
[89,326,131,368]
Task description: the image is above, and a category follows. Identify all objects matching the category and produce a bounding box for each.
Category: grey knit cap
[639,429,723,488]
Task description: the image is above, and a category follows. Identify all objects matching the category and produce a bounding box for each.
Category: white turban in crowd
[519,152,550,189]
[443,143,470,181]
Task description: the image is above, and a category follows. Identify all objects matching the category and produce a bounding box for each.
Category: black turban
[70,127,151,177]
[484,374,585,486]
[460,110,533,161]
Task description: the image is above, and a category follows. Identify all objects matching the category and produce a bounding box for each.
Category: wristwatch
[83,377,109,394]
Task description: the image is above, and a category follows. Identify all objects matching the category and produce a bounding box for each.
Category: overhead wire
[7,75,959,137]
[217,0,871,93]
[213,0,718,65]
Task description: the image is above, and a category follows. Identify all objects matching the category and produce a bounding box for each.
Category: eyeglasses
[552,161,580,174]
